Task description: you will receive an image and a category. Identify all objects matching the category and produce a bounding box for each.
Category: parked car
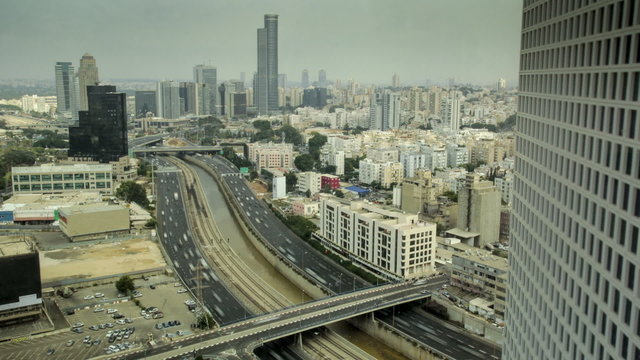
[83,295,94,300]
[65,340,75,347]
[94,293,105,298]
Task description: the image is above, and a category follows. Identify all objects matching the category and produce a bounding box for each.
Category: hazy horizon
[1,0,522,86]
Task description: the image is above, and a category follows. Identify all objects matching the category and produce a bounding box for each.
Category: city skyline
[0,0,522,86]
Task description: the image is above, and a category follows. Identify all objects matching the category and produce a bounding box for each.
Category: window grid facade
[506,1,640,360]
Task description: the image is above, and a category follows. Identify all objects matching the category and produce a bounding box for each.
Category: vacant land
[40,238,166,283]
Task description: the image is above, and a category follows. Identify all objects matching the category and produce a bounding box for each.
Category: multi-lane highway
[376,307,501,360]
[188,154,502,360]
[190,155,372,294]
[154,158,249,324]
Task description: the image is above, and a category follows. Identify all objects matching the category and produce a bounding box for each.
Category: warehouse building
[0,237,42,326]
[0,192,102,225]
[11,164,113,195]
[58,204,130,241]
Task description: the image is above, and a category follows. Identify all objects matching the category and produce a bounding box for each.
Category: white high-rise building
[440,90,461,130]
[400,152,428,178]
[272,176,286,199]
[506,2,640,360]
[156,81,181,119]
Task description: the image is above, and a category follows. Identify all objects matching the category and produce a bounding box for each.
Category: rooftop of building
[58,203,126,216]
[452,249,508,271]
[1,192,103,211]
[0,236,35,257]
[446,228,481,239]
[12,163,112,174]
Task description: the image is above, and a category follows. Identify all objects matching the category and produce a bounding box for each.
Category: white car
[72,322,84,328]
[174,282,182,287]
[107,308,117,314]
[83,295,94,300]
[93,307,104,312]
[94,293,105,298]
[177,288,188,294]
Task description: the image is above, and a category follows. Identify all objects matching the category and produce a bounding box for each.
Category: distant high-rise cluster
[193,64,217,115]
[255,14,279,115]
[301,69,309,88]
[392,73,400,88]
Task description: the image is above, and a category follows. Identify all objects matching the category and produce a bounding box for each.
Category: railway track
[165,156,371,360]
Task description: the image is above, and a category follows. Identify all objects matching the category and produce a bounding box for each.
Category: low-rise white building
[11,164,113,195]
[291,199,319,217]
[315,196,436,280]
[297,172,321,195]
[247,142,293,169]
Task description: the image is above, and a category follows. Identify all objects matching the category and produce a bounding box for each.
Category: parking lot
[0,276,200,360]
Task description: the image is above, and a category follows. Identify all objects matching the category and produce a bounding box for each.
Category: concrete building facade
[12,164,113,195]
[316,197,436,280]
[457,174,500,247]
[506,2,640,359]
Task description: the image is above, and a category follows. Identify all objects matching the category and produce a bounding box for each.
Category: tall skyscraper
[54,62,79,119]
[256,14,279,115]
[369,90,400,130]
[156,81,181,119]
[278,73,286,89]
[193,65,217,115]
[496,77,506,94]
[301,69,309,88]
[68,85,127,163]
[441,90,461,130]
[318,69,326,86]
[76,53,100,111]
[392,73,400,88]
[134,90,156,118]
[506,2,640,360]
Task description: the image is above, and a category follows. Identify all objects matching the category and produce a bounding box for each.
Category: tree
[305,189,312,198]
[442,191,458,202]
[334,190,345,198]
[252,120,271,131]
[116,181,149,207]
[498,114,516,132]
[318,164,336,174]
[308,133,327,160]
[2,148,36,172]
[294,154,315,171]
[145,219,157,228]
[278,125,304,145]
[196,313,215,329]
[115,276,135,294]
[285,172,297,192]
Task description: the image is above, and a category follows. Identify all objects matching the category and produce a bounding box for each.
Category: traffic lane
[375,308,500,360]
[156,172,250,325]
[220,174,368,292]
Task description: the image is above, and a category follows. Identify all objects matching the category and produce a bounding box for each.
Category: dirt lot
[165,138,187,146]
[40,238,166,283]
[0,114,47,127]
[249,180,268,197]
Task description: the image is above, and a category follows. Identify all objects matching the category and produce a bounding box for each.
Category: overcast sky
[0,0,522,86]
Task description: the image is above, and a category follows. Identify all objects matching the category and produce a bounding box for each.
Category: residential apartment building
[297,171,321,195]
[247,142,293,169]
[451,251,508,322]
[316,196,436,279]
[400,170,435,214]
[358,159,403,188]
[455,174,500,248]
[12,164,113,195]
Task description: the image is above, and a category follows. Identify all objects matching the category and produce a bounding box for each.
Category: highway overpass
[128,134,165,148]
[113,281,436,360]
[132,146,223,154]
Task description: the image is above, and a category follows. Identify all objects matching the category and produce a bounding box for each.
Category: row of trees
[252,120,304,145]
